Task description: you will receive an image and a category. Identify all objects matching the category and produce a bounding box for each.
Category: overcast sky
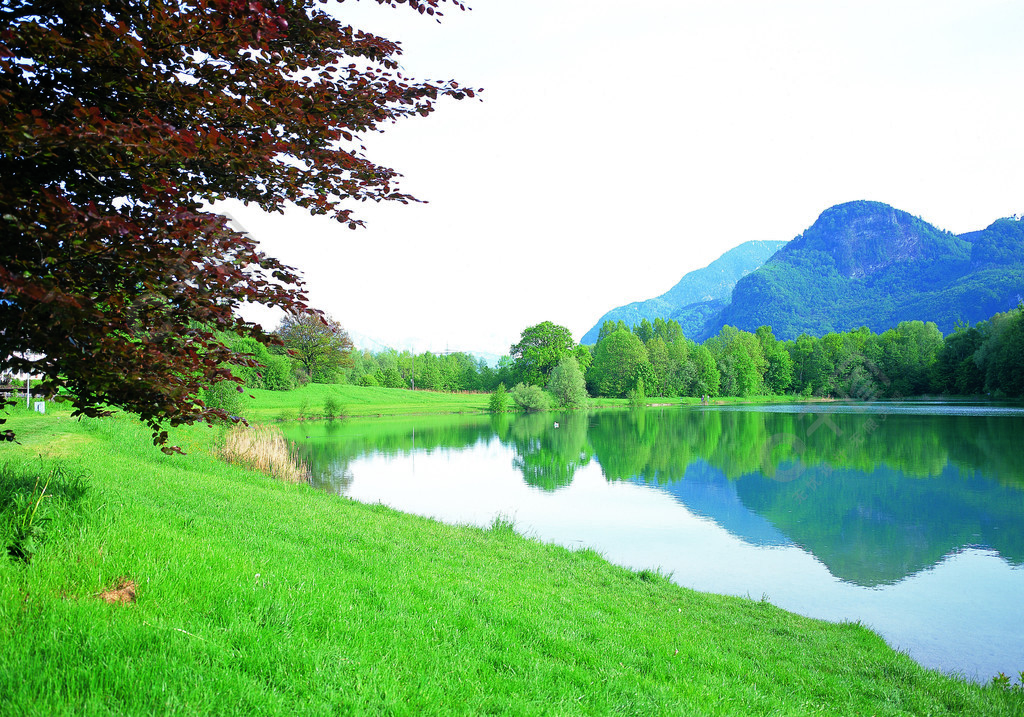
[220,0,1024,357]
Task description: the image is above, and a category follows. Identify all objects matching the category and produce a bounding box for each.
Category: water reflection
[285,406,1024,588]
[283,405,1024,680]
[502,412,592,492]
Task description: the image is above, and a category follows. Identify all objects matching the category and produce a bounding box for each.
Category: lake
[283,402,1024,683]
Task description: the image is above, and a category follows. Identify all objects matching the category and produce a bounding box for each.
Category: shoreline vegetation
[2,393,1022,715]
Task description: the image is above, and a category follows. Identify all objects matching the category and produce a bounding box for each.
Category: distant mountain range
[580,240,786,344]
[582,201,1024,342]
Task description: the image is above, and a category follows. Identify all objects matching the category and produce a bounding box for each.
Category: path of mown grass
[1,407,1020,715]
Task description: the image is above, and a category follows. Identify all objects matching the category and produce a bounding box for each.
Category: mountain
[580,240,786,344]
[707,201,1024,340]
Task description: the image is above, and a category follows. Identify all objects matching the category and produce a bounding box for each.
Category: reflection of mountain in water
[631,460,792,548]
[286,406,1024,589]
[587,407,1024,587]
[733,462,1024,587]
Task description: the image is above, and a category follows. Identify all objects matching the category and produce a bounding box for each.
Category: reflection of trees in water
[284,408,1024,585]
[282,416,496,495]
[505,412,591,491]
[585,408,1024,486]
[288,438,355,494]
[584,407,1024,586]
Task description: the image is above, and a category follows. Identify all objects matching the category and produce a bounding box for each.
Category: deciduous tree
[509,321,575,387]
[0,0,476,447]
[276,311,353,384]
[546,356,588,409]
[588,329,648,398]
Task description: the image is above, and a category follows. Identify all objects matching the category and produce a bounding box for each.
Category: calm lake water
[283,402,1024,683]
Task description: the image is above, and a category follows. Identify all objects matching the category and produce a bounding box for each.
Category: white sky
[222,0,1024,357]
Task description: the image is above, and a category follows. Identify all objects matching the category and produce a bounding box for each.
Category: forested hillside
[580,202,1024,344]
[707,202,1024,340]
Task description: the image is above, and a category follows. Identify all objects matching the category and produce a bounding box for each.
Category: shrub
[488,383,510,413]
[627,377,647,408]
[323,394,344,421]
[263,355,295,391]
[510,383,549,412]
[202,379,245,418]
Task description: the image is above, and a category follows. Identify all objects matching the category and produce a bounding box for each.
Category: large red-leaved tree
[0,0,477,449]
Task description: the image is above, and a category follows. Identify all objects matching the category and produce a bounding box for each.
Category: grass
[0,406,1021,715]
[239,383,492,422]
[237,382,833,423]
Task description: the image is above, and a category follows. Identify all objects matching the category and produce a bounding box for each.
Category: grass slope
[240,384,492,422]
[240,383,829,421]
[1,407,1020,715]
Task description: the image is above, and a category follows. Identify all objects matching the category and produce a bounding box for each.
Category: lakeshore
[1,395,1021,715]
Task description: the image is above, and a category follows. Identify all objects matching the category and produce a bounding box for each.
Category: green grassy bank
[237,383,830,423]
[240,384,493,422]
[1,407,1020,715]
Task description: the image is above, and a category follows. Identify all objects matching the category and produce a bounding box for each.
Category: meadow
[235,382,823,423]
[0,399,1021,715]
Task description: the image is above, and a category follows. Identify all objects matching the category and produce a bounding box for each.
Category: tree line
[580,306,1024,401]
[239,306,1024,404]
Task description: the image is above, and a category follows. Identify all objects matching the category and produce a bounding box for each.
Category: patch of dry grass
[220,424,309,484]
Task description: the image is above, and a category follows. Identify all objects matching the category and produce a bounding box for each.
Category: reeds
[220,424,309,484]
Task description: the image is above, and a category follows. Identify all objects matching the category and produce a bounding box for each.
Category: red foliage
[0,0,477,449]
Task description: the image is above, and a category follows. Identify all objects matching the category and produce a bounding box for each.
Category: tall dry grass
[220,424,309,484]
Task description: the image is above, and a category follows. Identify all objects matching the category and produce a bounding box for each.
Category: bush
[627,377,647,408]
[488,383,510,413]
[202,379,245,418]
[510,383,549,412]
[323,394,344,421]
[263,355,295,391]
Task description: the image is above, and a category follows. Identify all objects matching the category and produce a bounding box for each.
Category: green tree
[690,344,721,397]
[633,318,654,344]
[596,319,630,344]
[668,338,696,396]
[0,0,475,448]
[489,383,510,413]
[706,326,766,397]
[627,377,647,408]
[978,307,1024,397]
[546,356,589,409]
[645,336,671,397]
[589,330,649,397]
[876,321,944,397]
[509,321,576,387]
[277,312,354,384]
[653,317,685,345]
[756,326,794,394]
[573,344,594,375]
[935,323,986,395]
